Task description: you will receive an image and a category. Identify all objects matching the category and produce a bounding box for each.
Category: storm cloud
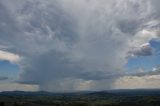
[0,76,8,80]
[128,43,153,57]
[0,0,160,91]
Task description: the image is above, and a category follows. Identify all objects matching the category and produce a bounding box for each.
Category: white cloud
[131,29,158,47]
[0,50,20,63]
[128,20,160,57]
[113,75,160,89]
[113,66,160,89]
[0,83,38,92]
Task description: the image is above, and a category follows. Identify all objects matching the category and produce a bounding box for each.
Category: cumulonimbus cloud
[0,0,160,91]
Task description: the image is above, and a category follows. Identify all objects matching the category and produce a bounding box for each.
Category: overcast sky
[0,0,160,92]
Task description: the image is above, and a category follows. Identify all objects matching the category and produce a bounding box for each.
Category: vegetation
[0,90,160,106]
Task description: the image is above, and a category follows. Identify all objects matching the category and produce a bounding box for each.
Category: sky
[0,0,160,92]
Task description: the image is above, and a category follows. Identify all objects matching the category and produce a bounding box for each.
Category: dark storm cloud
[16,81,39,85]
[131,71,160,77]
[128,43,153,57]
[0,77,8,80]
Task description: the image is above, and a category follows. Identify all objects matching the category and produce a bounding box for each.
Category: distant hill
[0,89,160,97]
[0,91,59,96]
[108,89,160,96]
